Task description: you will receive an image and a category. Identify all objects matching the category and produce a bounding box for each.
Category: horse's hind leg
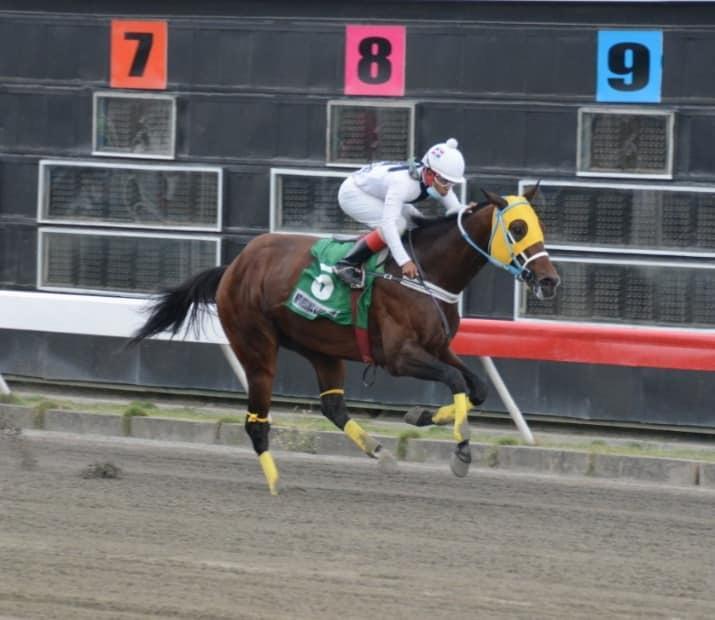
[222,319,280,495]
[302,350,396,470]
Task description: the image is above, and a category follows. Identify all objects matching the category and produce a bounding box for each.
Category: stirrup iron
[334,263,366,289]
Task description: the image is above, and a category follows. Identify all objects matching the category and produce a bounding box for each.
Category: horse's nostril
[536,276,560,300]
[540,276,560,290]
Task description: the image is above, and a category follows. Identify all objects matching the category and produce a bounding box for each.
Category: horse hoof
[404,407,433,427]
[450,442,472,478]
[375,446,399,473]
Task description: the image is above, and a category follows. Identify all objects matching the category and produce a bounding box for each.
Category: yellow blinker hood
[488,196,545,265]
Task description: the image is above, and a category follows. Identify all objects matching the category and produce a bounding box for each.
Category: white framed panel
[37,159,223,232]
[93,91,177,160]
[38,227,221,297]
[326,99,416,168]
[270,167,467,235]
[270,167,352,235]
[519,178,715,258]
[577,106,674,179]
[514,255,715,329]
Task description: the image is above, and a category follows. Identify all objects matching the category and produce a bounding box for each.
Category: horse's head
[478,184,560,300]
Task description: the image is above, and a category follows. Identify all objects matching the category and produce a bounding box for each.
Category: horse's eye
[510,220,527,241]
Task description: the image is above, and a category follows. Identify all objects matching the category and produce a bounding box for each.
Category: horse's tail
[128,265,228,346]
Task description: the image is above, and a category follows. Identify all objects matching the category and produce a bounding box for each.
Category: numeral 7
[124,32,153,77]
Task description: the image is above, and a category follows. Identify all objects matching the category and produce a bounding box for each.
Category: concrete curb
[45,409,124,437]
[0,403,38,430]
[1,404,712,489]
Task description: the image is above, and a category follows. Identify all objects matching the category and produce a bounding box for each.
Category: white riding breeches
[338,175,412,236]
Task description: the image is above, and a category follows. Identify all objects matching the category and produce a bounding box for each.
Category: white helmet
[422,138,466,184]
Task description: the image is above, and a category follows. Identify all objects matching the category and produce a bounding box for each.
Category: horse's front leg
[406,348,488,427]
[388,342,472,477]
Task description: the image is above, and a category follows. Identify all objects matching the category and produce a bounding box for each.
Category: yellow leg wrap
[432,403,455,425]
[320,388,345,397]
[344,419,379,456]
[432,397,475,425]
[258,451,280,496]
[453,393,471,443]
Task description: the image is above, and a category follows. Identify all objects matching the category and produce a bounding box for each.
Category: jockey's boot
[334,230,386,288]
[333,238,373,288]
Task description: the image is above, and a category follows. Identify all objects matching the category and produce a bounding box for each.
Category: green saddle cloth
[285,238,384,329]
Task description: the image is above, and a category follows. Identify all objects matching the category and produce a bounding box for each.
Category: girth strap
[350,288,374,364]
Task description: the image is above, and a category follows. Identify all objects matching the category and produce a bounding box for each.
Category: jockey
[334,137,469,288]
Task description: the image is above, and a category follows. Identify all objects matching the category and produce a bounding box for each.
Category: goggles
[431,171,454,189]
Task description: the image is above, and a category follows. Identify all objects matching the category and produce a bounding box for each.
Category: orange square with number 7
[110,20,167,89]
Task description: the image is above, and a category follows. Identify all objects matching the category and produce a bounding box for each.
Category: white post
[220,344,248,392]
[480,356,535,445]
[0,373,10,396]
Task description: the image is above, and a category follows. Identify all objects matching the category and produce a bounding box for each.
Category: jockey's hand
[401,261,418,280]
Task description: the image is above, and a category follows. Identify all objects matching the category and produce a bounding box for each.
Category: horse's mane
[410,201,491,230]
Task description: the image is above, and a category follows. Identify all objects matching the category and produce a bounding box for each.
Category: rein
[363,233,455,340]
[408,229,454,339]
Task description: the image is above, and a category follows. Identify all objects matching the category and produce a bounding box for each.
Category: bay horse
[130,186,560,494]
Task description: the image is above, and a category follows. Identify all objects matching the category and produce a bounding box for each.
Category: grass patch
[396,430,421,460]
[217,415,244,425]
[124,404,151,417]
[129,400,157,410]
[33,399,63,428]
[585,441,715,462]
[0,393,21,404]
[122,406,149,436]
[34,399,61,415]
[495,436,521,446]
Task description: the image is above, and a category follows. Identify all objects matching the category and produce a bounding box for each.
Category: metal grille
[94,92,176,159]
[277,173,365,233]
[523,260,715,328]
[327,101,414,166]
[578,108,673,178]
[40,230,218,295]
[535,185,715,254]
[40,161,221,230]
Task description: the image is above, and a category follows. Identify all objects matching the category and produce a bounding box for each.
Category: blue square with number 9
[597,31,662,103]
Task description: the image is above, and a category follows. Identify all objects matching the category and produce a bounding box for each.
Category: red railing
[452,319,715,372]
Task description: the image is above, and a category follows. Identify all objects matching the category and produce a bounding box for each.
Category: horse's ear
[481,188,508,210]
[523,180,541,203]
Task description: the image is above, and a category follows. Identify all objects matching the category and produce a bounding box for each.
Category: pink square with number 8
[344,25,406,96]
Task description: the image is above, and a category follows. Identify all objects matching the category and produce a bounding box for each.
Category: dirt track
[1,431,714,620]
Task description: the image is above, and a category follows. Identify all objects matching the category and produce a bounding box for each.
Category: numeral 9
[607,43,650,91]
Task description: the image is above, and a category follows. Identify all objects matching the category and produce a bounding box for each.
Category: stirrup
[334,263,365,289]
